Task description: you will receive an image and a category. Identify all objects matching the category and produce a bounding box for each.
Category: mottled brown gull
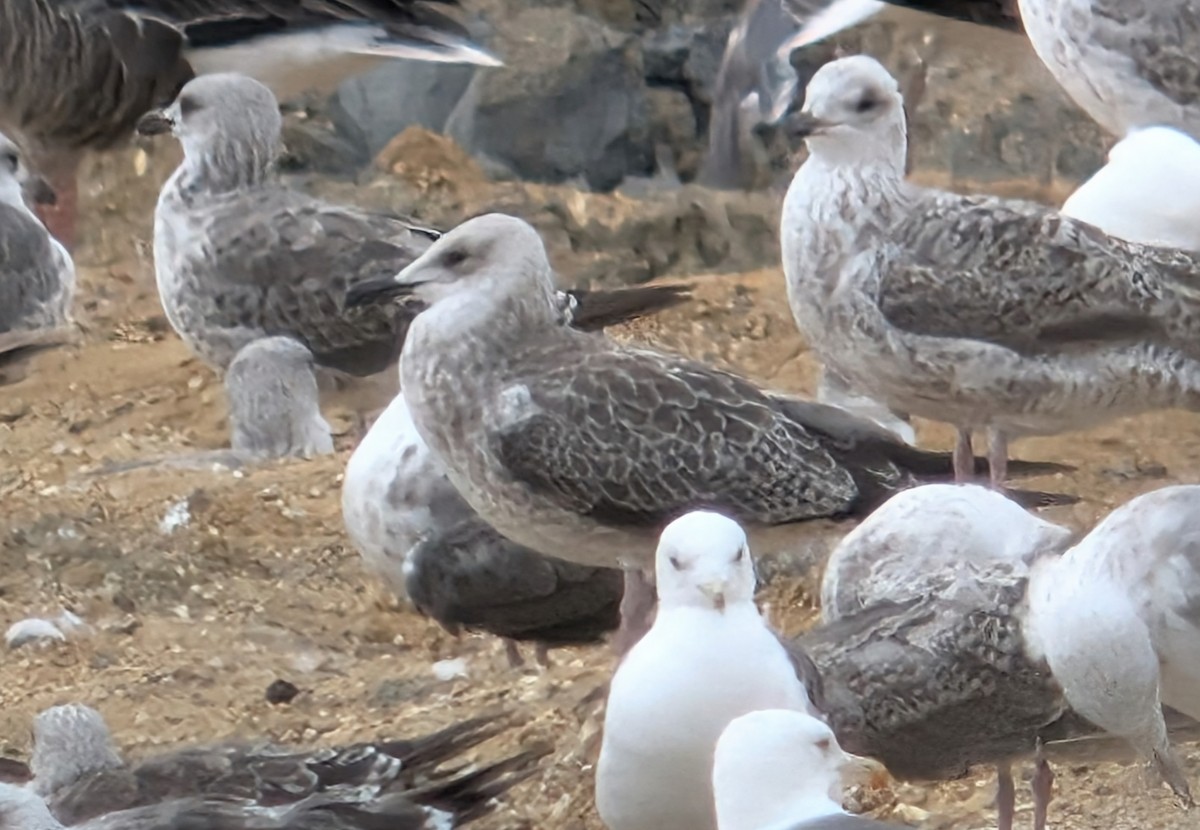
[782,54,1200,485]
[0,0,498,248]
[225,335,334,460]
[342,285,689,664]
[346,211,1071,647]
[138,72,436,385]
[12,702,542,829]
[0,131,74,385]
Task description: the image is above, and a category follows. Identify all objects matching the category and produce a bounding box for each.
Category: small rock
[159,498,191,534]
[5,618,66,650]
[265,679,301,705]
[431,657,469,681]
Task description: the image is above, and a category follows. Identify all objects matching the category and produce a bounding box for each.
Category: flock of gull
[6,0,1200,829]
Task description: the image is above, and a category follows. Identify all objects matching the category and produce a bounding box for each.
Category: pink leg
[995,762,1015,830]
[953,428,975,482]
[1031,750,1054,830]
[32,154,80,252]
[611,567,657,658]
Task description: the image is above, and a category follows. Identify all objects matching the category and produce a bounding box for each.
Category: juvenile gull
[347,211,1071,646]
[0,130,75,385]
[594,511,817,830]
[0,0,498,248]
[712,709,885,830]
[138,72,436,381]
[1025,484,1200,808]
[343,286,687,663]
[782,55,1200,485]
[1061,127,1200,252]
[226,335,334,460]
[20,703,542,827]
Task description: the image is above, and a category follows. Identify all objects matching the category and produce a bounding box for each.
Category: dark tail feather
[876,0,1022,31]
[566,284,693,331]
[1003,487,1081,508]
[368,716,510,772]
[387,744,551,824]
[980,456,1075,479]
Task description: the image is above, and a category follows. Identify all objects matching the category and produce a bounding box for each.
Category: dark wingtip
[566,284,694,331]
[0,757,32,784]
[344,275,410,308]
[1002,487,1082,509]
[983,457,1077,478]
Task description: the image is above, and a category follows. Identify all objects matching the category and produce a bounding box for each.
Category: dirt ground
[3,145,1200,830]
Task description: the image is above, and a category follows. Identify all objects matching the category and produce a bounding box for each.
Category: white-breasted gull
[595,511,819,830]
[781,54,1200,486]
[1025,484,1200,809]
[342,284,688,665]
[713,709,885,830]
[15,702,542,827]
[0,129,75,385]
[1061,126,1200,252]
[0,0,498,248]
[344,211,1071,649]
[137,72,437,381]
[225,335,335,460]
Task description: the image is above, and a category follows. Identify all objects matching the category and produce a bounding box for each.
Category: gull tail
[565,284,693,331]
[352,25,502,67]
[397,743,551,824]
[870,0,1022,31]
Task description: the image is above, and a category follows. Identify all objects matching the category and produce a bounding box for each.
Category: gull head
[655,511,754,613]
[30,704,123,797]
[0,132,56,210]
[784,55,905,165]
[226,337,333,460]
[345,213,558,315]
[713,709,878,830]
[0,783,61,830]
[136,73,282,169]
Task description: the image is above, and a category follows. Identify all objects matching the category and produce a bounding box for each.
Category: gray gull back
[225,335,334,460]
[782,54,1200,486]
[20,702,543,827]
[140,72,436,376]
[713,709,885,830]
[0,130,75,383]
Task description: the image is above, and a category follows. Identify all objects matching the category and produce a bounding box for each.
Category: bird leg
[1153,747,1195,810]
[502,639,525,669]
[995,762,1016,830]
[1031,743,1055,830]
[32,153,81,252]
[987,428,1009,488]
[611,567,657,659]
[953,428,975,482]
[534,642,552,669]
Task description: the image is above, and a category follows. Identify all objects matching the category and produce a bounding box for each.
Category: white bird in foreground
[713,709,885,830]
[595,511,816,830]
[1061,127,1200,252]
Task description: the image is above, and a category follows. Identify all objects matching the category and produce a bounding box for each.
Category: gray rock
[445,7,654,190]
[330,61,480,159]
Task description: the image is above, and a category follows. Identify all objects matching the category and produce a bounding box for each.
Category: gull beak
[135,110,175,137]
[783,110,834,139]
[21,174,56,207]
[698,582,727,612]
[839,751,889,788]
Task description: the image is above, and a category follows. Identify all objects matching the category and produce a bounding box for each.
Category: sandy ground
[3,147,1200,830]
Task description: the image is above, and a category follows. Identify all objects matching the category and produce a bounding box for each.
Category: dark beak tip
[345,278,408,308]
[135,113,173,137]
[28,179,57,207]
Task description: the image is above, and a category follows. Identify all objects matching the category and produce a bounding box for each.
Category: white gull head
[0,132,56,214]
[137,72,283,188]
[30,704,124,798]
[790,54,906,169]
[383,213,561,324]
[713,709,857,830]
[0,783,61,830]
[655,510,754,614]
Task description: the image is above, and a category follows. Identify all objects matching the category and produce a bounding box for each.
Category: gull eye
[854,94,878,114]
[815,737,831,751]
[733,546,746,562]
[441,249,468,269]
[178,95,200,117]
[1,150,17,173]
[669,555,683,570]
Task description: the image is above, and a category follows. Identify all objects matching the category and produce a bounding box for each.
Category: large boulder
[444,7,655,190]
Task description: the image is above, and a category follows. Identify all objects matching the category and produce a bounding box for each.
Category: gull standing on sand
[345,211,1068,647]
[595,511,817,830]
[0,0,498,248]
[342,285,689,663]
[713,709,884,830]
[781,55,1200,485]
[16,703,540,828]
[225,336,335,460]
[138,73,436,389]
[0,130,75,383]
